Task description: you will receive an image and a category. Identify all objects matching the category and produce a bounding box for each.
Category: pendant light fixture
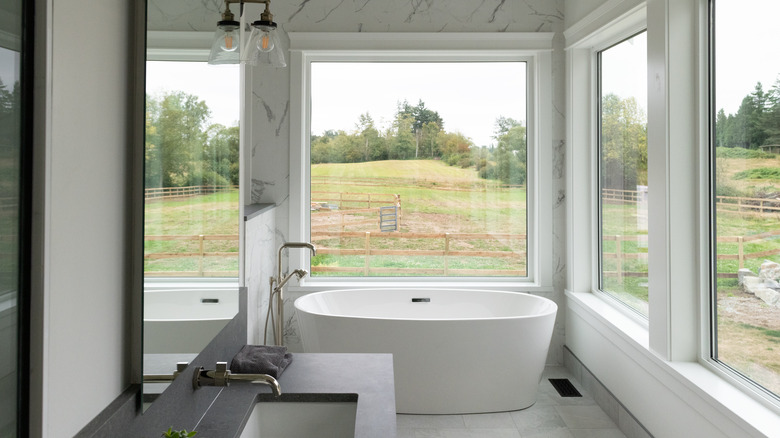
[207,0,286,68]
[207,2,241,65]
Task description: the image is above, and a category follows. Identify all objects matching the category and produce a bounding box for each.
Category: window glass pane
[0,15,22,436]
[713,0,780,396]
[598,32,649,316]
[309,62,527,277]
[144,61,240,278]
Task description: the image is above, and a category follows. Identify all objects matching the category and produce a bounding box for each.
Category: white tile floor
[396,366,628,438]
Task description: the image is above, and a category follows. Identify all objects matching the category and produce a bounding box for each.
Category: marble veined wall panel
[243,208,276,345]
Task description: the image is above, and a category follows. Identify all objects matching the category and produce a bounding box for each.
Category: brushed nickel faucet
[192,362,281,397]
[266,242,316,346]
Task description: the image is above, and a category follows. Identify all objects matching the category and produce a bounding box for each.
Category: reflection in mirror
[142,26,240,405]
[0,0,24,432]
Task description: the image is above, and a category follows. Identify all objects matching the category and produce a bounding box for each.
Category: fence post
[738,236,744,269]
[444,233,450,276]
[339,192,343,210]
[198,234,205,276]
[368,193,371,209]
[364,232,370,275]
[615,235,622,283]
[397,195,402,228]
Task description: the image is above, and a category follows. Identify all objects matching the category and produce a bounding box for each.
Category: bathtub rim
[143,286,239,322]
[294,288,558,322]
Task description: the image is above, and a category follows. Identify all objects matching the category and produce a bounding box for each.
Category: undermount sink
[239,393,358,438]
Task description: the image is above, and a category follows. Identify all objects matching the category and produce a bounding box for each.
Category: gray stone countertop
[193,353,396,438]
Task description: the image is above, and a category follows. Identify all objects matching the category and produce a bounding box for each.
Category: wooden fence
[142,229,778,279]
[144,234,239,277]
[311,191,400,210]
[310,231,526,276]
[311,191,402,233]
[603,230,780,279]
[145,185,238,201]
[311,207,395,232]
[602,188,780,214]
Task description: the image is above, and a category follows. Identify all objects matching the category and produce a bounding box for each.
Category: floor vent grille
[548,378,582,397]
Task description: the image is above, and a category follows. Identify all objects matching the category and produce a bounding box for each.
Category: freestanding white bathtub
[294,288,557,414]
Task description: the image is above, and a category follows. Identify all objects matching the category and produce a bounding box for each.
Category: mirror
[142,0,241,403]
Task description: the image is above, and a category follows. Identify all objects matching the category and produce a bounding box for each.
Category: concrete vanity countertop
[193,353,397,437]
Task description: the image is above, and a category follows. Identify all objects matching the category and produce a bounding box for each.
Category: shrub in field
[733,167,780,180]
[716,146,775,159]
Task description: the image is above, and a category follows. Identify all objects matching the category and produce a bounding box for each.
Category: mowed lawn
[311,159,528,276]
[144,190,240,275]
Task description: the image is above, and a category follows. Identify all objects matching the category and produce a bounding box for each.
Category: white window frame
[566,4,649,325]
[565,1,779,435]
[288,32,554,291]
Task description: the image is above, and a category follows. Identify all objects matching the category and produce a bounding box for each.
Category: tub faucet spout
[276,242,316,284]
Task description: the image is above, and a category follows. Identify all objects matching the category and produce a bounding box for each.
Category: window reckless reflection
[598,32,649,316]
[713,0,780,397]
[144,61,240,278]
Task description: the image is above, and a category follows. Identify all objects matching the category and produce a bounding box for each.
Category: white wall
[30,0,136,436]
[247,0,568,362]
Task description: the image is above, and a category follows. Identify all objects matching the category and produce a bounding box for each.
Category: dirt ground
[718,290,780,331]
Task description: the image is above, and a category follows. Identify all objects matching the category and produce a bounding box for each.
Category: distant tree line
[600,93,647,190]
[145,91,239,189]
[716,78,780,149]
[312,99,529,185]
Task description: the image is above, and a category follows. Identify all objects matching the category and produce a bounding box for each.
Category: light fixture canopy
[207,0,286,67]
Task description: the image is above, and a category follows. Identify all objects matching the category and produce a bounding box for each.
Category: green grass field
[144,190,239,275]
[310,160,526,277]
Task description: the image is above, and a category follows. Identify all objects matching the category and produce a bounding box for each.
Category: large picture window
[308,62,527,278]
[598,31,649,316]
[289,34,553,285]
[712,0,780,398]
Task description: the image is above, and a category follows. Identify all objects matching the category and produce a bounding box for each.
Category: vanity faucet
[192,362,281,397]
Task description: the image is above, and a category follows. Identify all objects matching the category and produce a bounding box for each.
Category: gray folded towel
[229,345,293,378]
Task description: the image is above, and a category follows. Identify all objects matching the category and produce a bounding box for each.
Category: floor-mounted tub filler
[294,288,557,414]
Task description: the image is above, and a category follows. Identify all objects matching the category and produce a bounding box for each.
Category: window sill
[566,290,778,438]
[143,278,239,289]
[290,278,554,294]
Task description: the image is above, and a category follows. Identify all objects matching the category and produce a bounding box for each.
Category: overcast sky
[600,31,648,115]
[310,62,526,147]
[715,0,780,115]
[146,61,240,127]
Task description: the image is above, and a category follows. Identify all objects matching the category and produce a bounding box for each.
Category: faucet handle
[215,361,231,386]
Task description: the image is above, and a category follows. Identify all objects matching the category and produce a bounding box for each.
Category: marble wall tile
[243,208,276,345]
[147,0,222,32]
